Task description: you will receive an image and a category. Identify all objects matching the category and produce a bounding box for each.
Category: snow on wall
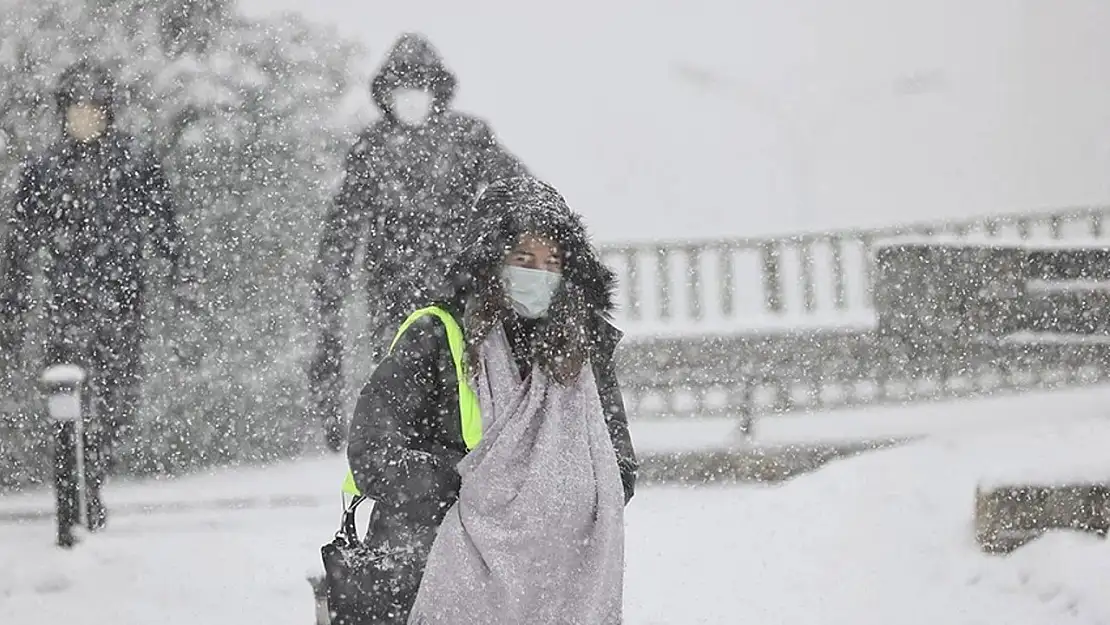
[601,207,1110,334]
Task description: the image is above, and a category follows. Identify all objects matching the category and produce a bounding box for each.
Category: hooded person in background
[311,32,528,451]
[0,59,193,532]
[343,176,636,625]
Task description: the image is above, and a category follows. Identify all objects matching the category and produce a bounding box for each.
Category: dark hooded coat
[311,34,528,440]
[0,61,185,444]
[344,177,636,625]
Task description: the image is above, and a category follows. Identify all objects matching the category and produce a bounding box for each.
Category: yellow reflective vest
[341,306,482,496]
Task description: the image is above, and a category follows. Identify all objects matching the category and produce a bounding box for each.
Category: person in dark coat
[344,176,637,625]
[0,60,190,529]
[311,32,528,451]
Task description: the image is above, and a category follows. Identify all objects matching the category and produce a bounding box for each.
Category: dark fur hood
[442,176,618,382]
[446,176,616,317]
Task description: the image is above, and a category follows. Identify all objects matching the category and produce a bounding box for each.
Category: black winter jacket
[310,34,528,438]
[313,33,527,348]
[1,133,183,356]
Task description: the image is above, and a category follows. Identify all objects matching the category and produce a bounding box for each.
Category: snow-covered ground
[627,417,1110,625]
[5,387,1110,624]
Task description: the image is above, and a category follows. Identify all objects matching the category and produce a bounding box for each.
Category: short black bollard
[41,364,87,549]
[307,574,330,625]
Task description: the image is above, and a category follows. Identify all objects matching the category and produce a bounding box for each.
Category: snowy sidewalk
[6,400,1110,623]
[0,454,346,524]
[0,416,730,522]
[626,417,1110,625]
[6,384,1105,520]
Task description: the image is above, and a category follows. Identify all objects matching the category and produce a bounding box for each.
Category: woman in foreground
[345,175,636,625]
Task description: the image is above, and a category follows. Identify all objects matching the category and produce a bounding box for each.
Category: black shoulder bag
[319,495,382,625]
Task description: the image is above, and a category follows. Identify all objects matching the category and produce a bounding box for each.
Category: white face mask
[65,103,107,142]
[391,88,434,127]
[501,265,563,319]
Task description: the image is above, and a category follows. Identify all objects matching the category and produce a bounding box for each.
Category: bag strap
[336,494,368,542]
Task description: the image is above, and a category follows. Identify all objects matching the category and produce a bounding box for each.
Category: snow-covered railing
[601,205,1110,426]
[598,205,1110,337]
[615,321,1110,428]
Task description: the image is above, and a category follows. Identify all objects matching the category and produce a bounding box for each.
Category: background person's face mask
[391,88,434,127]
[501,265,562,318]
[65,103,107,142]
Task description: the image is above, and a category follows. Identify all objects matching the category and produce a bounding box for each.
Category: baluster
[687,245,703,321]
[689,386,706,419]
[1049,215,1063,239]
[760,241,783,314]
[859,235,876,308]
[623,248,641,321]
[831,236,847,310]
[734,383,755,438]
[1090,213,1104,238]
[656,246,671,320]
[719,245,734,317]
[1016,218,1032,240]
[662,386,676,419]
[799,239,816,314]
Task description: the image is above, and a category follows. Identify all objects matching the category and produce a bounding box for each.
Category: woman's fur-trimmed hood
[450,176,616,317]
[444,176,618,383]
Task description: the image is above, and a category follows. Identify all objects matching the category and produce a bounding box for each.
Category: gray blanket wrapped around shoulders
[407,328,625,625]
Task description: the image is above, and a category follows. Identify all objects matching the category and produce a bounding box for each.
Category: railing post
[831,236,847,311]
[734,382,755,439]
[686,245,703,321]
[859,234,876,308]
[799,239,816,314]
[718,245,734,317]
[760,241,783,314]
[623,248,641,321]
[1017,218,1032,240]
[656,246,671,321]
